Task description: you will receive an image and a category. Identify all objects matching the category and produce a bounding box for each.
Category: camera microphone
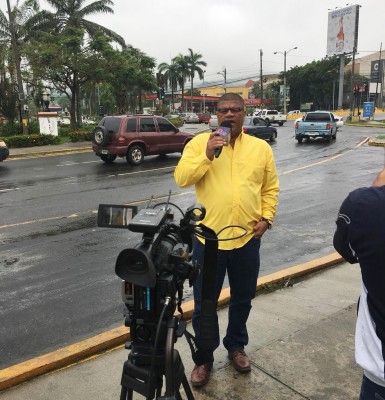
[214,120,232,158]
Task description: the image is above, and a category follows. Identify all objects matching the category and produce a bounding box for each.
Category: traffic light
[99,104,104,116]
[160,88,165,100]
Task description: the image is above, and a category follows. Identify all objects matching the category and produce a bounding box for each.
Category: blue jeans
[191,237,260,353]
[360,375,385,400]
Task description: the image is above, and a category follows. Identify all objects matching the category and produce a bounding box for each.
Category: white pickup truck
[260,109,287,126]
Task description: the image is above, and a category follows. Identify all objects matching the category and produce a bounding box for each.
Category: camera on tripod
[97,196,205,363]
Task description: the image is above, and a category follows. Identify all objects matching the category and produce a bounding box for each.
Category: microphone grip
[214,147,222,158]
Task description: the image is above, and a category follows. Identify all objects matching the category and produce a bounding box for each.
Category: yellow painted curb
[0,252,344,391]
[9,148,93,159]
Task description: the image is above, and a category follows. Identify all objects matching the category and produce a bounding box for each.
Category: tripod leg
[164,317,176,396]
[120,386,134,400]
[181,373,195,400]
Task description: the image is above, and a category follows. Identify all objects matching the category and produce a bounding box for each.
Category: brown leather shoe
[228,350,251,372]
[190,363,212,387]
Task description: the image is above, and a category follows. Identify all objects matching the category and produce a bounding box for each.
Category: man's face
[216,101,246,136]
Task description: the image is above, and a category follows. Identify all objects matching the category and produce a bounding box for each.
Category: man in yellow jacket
[174,93,279,387]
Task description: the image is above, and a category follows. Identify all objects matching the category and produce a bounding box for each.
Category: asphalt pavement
[1,136,367,399]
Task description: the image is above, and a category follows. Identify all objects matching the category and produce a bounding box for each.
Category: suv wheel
[127,145,144,165]
[100,154,117,163]
[93,126,110,146]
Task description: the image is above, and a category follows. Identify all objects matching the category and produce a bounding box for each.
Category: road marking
[281,137,369,176]
[0,191,195,229]
[0,187,19,193]
[117,166,175,176]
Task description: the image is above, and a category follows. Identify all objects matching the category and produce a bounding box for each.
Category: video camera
[97,194,206,365]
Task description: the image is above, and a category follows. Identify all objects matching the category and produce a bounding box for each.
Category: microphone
[214,120,232,158]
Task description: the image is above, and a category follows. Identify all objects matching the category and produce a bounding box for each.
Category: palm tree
[185,48,207,112]
[158,60,179,109]
[25,0,125,47]
[25,0,126,127]
[1,0,40,132]
[172,53,189,112]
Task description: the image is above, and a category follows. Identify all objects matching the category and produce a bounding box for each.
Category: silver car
[208,115,218,131]
[180,113,199,124]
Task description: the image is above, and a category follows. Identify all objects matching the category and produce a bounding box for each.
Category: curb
[8,147,93,159]
[0,252,343,392]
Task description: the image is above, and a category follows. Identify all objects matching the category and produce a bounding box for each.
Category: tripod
[119,316,195,400]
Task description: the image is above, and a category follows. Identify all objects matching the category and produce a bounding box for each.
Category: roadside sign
[363,102,374,117]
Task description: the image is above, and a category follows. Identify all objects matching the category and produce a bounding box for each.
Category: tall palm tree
[158,60,179,109]
[172,53,189,112]
[25,0,126,126]
[25,0,125,47]
[1,0,40,132]
[185,48,207,112]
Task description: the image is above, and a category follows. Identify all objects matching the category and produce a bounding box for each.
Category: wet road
[0,123,384,369]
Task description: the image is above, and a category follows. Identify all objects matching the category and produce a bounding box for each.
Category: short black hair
[218,93,245,108]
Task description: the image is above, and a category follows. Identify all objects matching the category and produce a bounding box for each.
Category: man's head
[216,93,246,136]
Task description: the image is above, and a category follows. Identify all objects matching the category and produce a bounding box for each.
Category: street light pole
[274,47,297,114]
[217,67,227,94]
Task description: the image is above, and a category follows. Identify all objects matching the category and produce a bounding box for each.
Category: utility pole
[6,0,28,134]
[260,49,263,101]
[217,67,227,93]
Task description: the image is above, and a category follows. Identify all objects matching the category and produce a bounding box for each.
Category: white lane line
[0,187,19,193]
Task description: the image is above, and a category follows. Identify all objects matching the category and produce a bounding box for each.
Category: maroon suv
[92,115,194,165]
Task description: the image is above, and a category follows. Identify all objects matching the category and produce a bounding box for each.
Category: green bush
[0,121,23,136]
[169,117,183,128]
[1,134,61,148]
[58,126,72,136]
[28,119,40,134]
[68,129,94,142]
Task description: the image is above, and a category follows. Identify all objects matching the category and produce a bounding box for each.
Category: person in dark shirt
[334,165,385,400]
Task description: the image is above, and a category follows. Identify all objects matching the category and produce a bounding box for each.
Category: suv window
[267,111,278,115]
[125,118,137,133]
[158,117,176,132]
[102,117,121,133]
[140,117,156,132]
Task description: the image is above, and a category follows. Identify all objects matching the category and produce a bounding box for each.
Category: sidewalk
[0,259,363,400]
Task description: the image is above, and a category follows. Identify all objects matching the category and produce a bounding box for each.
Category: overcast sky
[11,0,385,87]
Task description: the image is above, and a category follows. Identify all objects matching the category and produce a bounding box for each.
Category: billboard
[326,5,359,56]
[370,60,385,83]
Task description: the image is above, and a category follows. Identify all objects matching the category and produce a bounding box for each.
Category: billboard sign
[326,5,359,56]
[370,60,385,83]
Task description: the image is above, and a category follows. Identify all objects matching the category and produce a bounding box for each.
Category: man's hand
[372,166,385,187]
[206,132,226,161]
[253,220,269,239]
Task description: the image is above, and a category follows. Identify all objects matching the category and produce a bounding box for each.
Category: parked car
[287,110,301,116]
[82,118,96,125]
[180,113,199,124]
[242,116,277,142]
[197,112,211,124]
[58,116,71,125]
[260,109,287,126]
[331,113,344,128]
[208,115,218,131]
[92,115,194,165]
[164,114,180,120]
[0,139,9,162]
